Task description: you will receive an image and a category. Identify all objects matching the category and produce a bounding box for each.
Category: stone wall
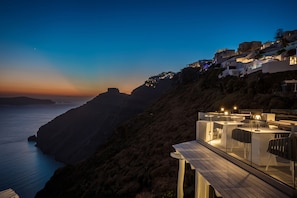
[238,41,262,54]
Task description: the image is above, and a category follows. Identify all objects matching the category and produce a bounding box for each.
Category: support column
[171,152,185,198]
[195,171,199,198]
[178,158,185,198]
[197,172,209,198]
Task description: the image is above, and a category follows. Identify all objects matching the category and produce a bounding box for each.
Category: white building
[262,59,297,73]
[218,57,245,78]
[214,49,236,65]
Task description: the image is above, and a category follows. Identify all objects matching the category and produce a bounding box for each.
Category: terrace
[171,109,297,197]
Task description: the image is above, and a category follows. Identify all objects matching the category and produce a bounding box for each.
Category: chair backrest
[288,136,297,161]
[232,129,251,143]
[258,120,269,128]
[274,133,290,138]
[267,136,297,161]
[242,130,252,143]
[232,128,241,141]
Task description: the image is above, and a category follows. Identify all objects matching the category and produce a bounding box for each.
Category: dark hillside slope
[36,89,131,164]
[36,78,175,165]
[36,69,297,198]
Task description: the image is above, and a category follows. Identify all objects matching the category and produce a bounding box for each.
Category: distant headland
[0,96,55,105]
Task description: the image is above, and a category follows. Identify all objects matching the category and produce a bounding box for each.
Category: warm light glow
[254,114,261,120]
[220,107,224,112]
[224,111,229,115]
[290,56,297,65]
[233,106,237,110]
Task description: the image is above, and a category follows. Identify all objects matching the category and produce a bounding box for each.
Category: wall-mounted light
[232,106,238,114]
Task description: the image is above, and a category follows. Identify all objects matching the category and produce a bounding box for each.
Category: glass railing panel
[195,120,224,151]
[197,112,297,189]
[263,126,294,188]
[226,126,252,165]
[196,120,214,143]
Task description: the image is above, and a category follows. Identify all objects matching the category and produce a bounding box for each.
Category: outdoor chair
[213,128,222,139]
[231,128,252,159]
[266,135,297,183]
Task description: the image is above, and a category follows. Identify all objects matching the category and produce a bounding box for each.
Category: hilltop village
[143,29,297,93]
[187,29,297,78]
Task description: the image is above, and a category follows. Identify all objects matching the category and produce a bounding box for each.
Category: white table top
[268,120,292,126]
[237,127,290,134]
[231,113,251,117]
[279,120,297,125]
[214,121,244,126]
[205,112,250,116]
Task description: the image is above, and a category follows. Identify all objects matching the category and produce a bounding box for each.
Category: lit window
[290,56,297,65]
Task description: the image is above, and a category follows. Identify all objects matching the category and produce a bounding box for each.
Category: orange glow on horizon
[0,80,143,97]
[0,80,138,97]
[0,83,139,97]
[0,65,146,97]
[0,68,83,96]
[0,87,93,97]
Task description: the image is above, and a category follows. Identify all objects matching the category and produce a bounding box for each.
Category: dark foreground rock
[27,135,37,142]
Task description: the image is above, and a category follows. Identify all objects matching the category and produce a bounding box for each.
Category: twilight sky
[0,0,296,97]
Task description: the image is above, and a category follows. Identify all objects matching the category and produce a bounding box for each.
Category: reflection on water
[0,104,78,198]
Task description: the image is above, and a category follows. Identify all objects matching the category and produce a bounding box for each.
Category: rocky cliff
[36,75,176,164]
[237,41,262,54]
[35,69,297,198]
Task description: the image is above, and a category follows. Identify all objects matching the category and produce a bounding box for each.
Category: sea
[0,101,86,198]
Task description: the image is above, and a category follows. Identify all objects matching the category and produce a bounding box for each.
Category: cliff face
[36,89,130,164]
[35,69,297,198]
[237,41,262,54]
[36,79,175,165]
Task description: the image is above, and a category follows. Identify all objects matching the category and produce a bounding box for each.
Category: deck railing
[196,111,297,189]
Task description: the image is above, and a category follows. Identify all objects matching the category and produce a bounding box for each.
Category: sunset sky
[0,0,296,97]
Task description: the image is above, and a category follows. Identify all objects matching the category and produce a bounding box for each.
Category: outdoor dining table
[237,127,290,166]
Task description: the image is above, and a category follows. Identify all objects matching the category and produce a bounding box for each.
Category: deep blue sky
[0,0,296,96]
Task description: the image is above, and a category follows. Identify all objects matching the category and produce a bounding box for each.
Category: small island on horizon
[0,96,55,106]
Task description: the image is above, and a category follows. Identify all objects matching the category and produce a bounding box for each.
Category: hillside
[35,76,175,165]
[35,68,297,198]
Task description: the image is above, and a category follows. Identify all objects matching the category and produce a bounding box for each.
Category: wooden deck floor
[173,141,294,198]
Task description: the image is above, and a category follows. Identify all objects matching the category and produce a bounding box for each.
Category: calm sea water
[0,103,81,198]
